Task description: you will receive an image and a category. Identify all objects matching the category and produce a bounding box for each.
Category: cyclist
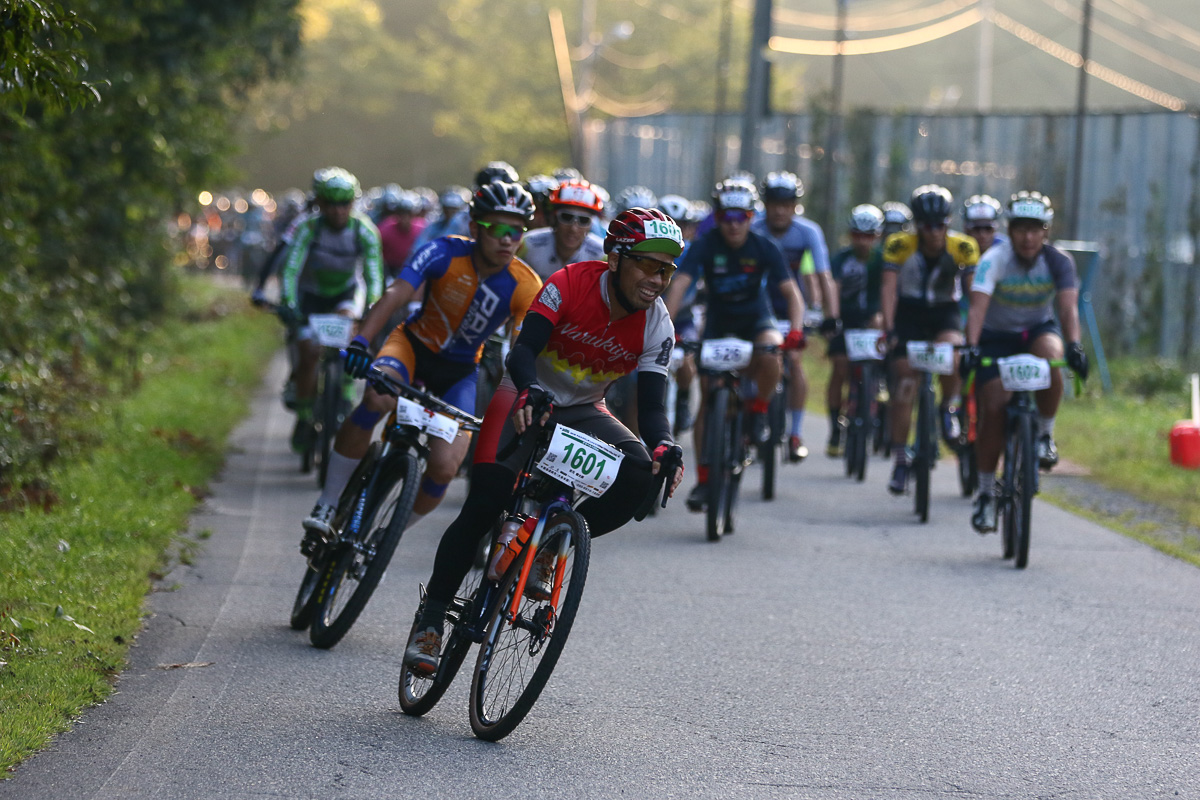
[524,173,560,230]
[401,207,687,673]
[959,191,1087,531]
[377,187,426,280]
[280,167,384,453]
[825,204,886,456]
[664,177,806,511]
[880,184,979,495]
[752,171,836,462]
[411,186,470,252]
[962,194,1008,255]
[658,194,702,434]
[881,201,913,239]
[300,181,543,546]
[517,178,606,280]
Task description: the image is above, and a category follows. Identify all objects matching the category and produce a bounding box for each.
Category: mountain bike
[693,338,782,541]
[397,418,678,740]
[306,313,357,487]
[290,367,481,648]
[981,355,1079,569]
[841,329,886,482]
[905,341,956,523]
[956,378,979,497]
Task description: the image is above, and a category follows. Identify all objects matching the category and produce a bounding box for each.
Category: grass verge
[0,277,277,774]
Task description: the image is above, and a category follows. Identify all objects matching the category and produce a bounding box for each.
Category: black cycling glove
[1066,341,1088,380]
[342,335,373,379]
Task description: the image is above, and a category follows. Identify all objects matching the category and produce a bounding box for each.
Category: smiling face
[552,207,595,252]
[608,250,675,311]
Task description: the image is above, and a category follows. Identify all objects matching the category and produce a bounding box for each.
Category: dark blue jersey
[678,228,795,322]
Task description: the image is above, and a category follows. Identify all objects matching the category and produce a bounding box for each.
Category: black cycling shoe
[685,482,707,512]
[1037,434,1059,470]
[971,492,998,533]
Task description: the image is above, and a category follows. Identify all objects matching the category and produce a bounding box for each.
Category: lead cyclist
[402,207,688,674]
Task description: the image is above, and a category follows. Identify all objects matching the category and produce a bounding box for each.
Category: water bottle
[487,515,537,581]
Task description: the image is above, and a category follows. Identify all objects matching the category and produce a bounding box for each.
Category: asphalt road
[5,354,1199,799]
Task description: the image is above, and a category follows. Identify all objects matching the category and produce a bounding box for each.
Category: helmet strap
[609,255,639,314]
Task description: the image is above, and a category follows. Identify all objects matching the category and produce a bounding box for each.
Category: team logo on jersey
[539,283,562,312]
[713,254,728,274]
[957,239,976,261]
[885,235,908,257]
[655,337,673,367]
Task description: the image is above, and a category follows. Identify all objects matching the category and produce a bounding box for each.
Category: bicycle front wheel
[913,381,933,523]
[704,387,732,542]
[469,511,591,741]
[309,450,420,648]
[398,565,485,716]
[315,356,343,488]
[289,564,323,630]
[1012,412,1036,569]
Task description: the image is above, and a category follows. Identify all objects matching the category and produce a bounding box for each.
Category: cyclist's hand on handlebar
[250,289,268,308]
[818,317,842,338]
[651,443,685,498]
[959,345,982,378]
[784,328,806,351]
[277,305,301,326]
[1066,341,1089,380]
[512,385,553,434]
[342,335,373,379]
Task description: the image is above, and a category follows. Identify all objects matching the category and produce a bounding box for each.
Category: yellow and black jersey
[882,231,979,305]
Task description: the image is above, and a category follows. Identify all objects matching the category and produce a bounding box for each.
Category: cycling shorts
[473,382,644,472]
[296,288,360,341]
[891,301,961,359]
[703,310,779,343]
[374,326,478,415]
[976,319,1062,385]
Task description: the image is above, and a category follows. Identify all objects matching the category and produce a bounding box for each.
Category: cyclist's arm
[880,269,898,333]
[504,311,554,391]
[635,371,673,451]
[357,217,385,305]
[280,222,316,309]
[1055,288,1081,343]
[663,271,693,320]
[776,276,806,333]
[965,291,991,347]
[820,270,840,319]
[358,277,419,343]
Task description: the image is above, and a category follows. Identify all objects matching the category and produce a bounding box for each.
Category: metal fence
[585,110,1200,363]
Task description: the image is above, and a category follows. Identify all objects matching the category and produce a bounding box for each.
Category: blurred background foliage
[0,0,302,492]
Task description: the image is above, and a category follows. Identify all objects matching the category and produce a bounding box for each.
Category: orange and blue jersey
[397,236,542,364]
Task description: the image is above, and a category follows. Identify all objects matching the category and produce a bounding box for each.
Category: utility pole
[578,0,597,176]
[978,0,993,112]
[548,9,583,170]
[1069,0,1093,240]
[708,0,735,191]
[739,0,773,176]
[822,0,847,235]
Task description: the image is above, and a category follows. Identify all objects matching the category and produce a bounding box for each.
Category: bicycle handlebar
[365,366,483,431]
[975,357,1084,395]
[632,448,682,521]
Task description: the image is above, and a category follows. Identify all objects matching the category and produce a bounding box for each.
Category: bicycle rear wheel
[851,367,871,482]
[705,387,732,542]
[760,388,782,501]
[469,511,591,741]
[309,450,420,648]
[398,566,486,717]
[1012,412,1036,569]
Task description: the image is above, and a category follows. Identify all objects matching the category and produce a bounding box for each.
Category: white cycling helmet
[1007,190,1054,225]
[848,204,885,234]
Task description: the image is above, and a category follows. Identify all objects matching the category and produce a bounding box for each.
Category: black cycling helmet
[474,161,520,189]
[909,184,954,225]
[470,180,535,222]
[761,171,803,202]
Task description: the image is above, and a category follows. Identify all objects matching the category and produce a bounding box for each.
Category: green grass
[0,278,276,773]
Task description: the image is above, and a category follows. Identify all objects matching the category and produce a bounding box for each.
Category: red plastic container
[1169,421,1200,469]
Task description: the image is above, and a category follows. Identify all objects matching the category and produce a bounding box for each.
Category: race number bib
[906,341,955,375]
[700,338,754,371]
[845,329,885,361]
[997,355,1052,392]
[394,397,461,443]
[642,218,684,248]
[536,424,624,498]
[308,314,353,348]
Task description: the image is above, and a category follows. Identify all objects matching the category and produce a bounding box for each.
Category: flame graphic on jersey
[543,346,628,385]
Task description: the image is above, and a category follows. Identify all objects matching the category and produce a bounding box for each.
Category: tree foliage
[0,1,301,489]
[1,1,101,111]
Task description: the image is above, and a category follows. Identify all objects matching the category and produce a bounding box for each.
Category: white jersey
[518,228,606,281]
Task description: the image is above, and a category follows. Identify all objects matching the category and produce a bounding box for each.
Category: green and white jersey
[280,212,383,307]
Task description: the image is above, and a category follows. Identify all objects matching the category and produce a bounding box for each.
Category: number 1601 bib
[536,424,624,498]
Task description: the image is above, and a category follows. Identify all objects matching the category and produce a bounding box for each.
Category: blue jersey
[752,214,830,313]
[678,228,794,321]
[410,208,470,256]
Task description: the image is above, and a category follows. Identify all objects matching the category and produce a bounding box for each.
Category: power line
[770,7,984,55]
[773,0,976,34]
[1098,0,1200,51]
[1041,0,1200,85]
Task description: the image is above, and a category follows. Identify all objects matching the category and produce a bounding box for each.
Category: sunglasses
[622,252,677,281]
[719,209,753,224]
[967,225,996,233]
[476,220,526,241]
[918,221,948,231]
[556,210,594,228]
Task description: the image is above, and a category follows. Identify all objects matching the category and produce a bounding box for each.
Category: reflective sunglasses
[622,252,677,281]
[476,220,526,241]
[918,221,948,231]
[719,209,753,224]
[556,210,594,228]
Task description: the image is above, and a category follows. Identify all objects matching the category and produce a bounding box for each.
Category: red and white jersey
[526,260,675,407]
